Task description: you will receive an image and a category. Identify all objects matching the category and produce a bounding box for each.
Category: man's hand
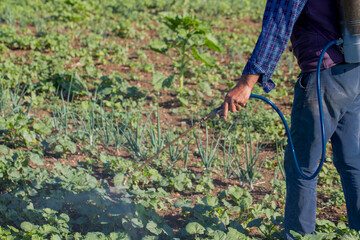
[222,74,260,120]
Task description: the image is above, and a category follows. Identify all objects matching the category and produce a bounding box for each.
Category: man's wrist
[237,74,260,89]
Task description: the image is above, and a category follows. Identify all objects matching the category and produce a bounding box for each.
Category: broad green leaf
[229,221,245,234]
[29,153,44,166]
[316,219,336,227]
[28,188,38,197]
[289,230,303,239]
[219,211,230,226]
[63,139,76,154]
[174,199,192,208]
[126,86,144,98]
[20,128,36,144]
[141,236,158,240]
[174,180,185,192]
[164,16,181,32]
[337,221,347,229]
[191,47,217,66]
[228,186,252,210]
[0,117,7,130]
[162,224,174,237]
[130,218,144,228]
[34,121,52,136]
[204,34,222,52]
[228,186,242,200]
[51,234,62,240]
[54,144,64,153]
[59,213,70,223]
[109,232,130,240]
[8,167,20,181]
[197,82,212,96]
[42,224,58,233]
[152,72,175,91]
[195,184,205,193]
[177,95,189,106]
[226,228,247,240]
[0,145,9,155]
[149,169,162,181]
[85,232,106,240]
[247,217,263,228]
[185,222,205,235]
[203,195,218,207]
[213,230,227,240]
[342,233,360,240]
[114,173,125,187]
[222,199,241,212]
[149,40,169,54]
[146,221,162,235]
[302,234,325,240]
[20,222,34,232]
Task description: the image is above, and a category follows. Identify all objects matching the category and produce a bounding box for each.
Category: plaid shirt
[243,0,307,93]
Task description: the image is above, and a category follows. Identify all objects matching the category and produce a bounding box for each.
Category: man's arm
[222,0,308,119]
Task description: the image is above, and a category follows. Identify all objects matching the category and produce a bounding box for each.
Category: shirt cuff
[243,61,276,93]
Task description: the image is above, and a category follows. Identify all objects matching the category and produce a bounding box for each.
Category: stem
[179,39,187,89]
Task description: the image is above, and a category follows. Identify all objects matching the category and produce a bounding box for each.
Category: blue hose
[250,39,340,180]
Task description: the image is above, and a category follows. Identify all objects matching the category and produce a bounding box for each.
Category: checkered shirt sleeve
[242,0,308,93]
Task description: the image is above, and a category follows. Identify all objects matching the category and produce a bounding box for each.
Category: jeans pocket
[298,73,311,89]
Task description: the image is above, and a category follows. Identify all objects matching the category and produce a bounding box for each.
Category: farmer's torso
[290,0,344,72]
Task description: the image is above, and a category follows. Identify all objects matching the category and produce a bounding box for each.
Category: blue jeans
[284,63,360,239]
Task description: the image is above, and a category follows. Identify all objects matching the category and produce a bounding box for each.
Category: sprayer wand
[123,105,223,185]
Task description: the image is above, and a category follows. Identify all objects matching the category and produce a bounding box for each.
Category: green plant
[101,109,126,153]
[148,104,165,155]
[166,125,191,166]
[0,74,31,118]
[195,171,215,193]
[122,112,150,160]
[194,124,221,170]
[231,115,269,189]
[0,114,37,148]
[221,125,235,179]
[47,135,76,158]
[76,92,103,147]
[0,0,352,238]
[150,14,222,90]
[273,135,286,183]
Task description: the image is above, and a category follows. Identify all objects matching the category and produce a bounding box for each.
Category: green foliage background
[0,0,353,239]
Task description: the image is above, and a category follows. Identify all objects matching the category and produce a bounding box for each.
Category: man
[222,0,360,238]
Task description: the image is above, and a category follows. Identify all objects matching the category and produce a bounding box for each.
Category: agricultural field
[0,0,357,239]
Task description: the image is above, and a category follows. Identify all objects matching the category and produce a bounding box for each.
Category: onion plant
[148,104,165,155]
[77,91,100,146]
[52,75,74,135]
[221,126,235,179]
[273,136,286,182]
[0,74,31,118]
[232,115,269,189]
[166,125,191,166]
[122,112,150,160]
[194,124,221,170]
[101,109,126,153]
